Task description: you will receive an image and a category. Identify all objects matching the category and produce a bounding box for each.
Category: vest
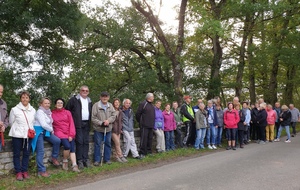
[182,104,194,122]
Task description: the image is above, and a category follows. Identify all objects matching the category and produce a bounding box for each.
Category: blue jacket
[122,108,134,132]
[206,106,218,126]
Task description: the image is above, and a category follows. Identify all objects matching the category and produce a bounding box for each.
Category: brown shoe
[38,171,50,178]
[72,165,80,172]
[62,161,68,171]
[49,157,60,166]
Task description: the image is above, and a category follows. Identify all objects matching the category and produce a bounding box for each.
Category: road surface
[67,136,300,190]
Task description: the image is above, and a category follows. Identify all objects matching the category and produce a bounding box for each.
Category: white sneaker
[274,138,280,142]
[212,145,217,150]
[285,139,291,143]
[208,145,213,149]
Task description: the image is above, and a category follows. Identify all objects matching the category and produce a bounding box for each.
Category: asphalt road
[67,136,300,190]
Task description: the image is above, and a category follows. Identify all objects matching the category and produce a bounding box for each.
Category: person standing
[52,98,80,172]
[66,85,92,169]
[289,104,300,137]
[9,91,36,181]
[242,102,251,144]
[224,103,239,150]
[153,100,165,153]
[250,102,259,141]
[111,98,127,163]
[181,95,195,147]
[122,99,141,159]
[266,104,277,142]
[194,103,208,150]
[274,102,281,140]
[275,105,292,142]
[256,103,268,144]
[0,85,8,152]
[236,103,246,148]
[215,104,224,147]
[206,100,218,150]
[163,103,176,151]
[171,101,183,148]
[136,93,155,157]
[92,92,116,166]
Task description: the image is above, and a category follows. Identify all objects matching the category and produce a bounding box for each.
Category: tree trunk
[283,64,296,104]
[248,34,256,104]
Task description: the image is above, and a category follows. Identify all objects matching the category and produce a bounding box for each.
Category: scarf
[38,106,53,123]
[242,108,248,116]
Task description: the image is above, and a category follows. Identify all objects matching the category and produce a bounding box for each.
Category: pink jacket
[162,110,176,131]
[52,108,76,139]
[266,109,277,125]
[223,109,239,129]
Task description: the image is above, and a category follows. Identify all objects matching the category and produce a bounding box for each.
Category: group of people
[0,84,299,181]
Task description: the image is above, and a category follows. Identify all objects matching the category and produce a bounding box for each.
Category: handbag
[22,110,36,138]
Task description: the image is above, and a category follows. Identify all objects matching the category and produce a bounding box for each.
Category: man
[66,85,92,169]
[192,99,203,113]
[136,93,155,157]
[274,102,281,139]
[91,92,116,166]
[289,104,300,137]
[171,101,183,148]
[0,85,8,152]
[181,95,195,147]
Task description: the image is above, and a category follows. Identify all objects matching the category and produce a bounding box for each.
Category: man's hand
[103,120,110,126]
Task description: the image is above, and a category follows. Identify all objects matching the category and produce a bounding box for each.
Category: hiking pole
[100,127,107,166]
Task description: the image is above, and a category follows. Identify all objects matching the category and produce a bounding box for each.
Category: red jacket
[224,109,239,129]
[266,109,277,125]
[52,108,76,139]
[163,110,176,131]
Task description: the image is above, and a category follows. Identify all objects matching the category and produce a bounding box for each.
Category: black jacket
[280,110,291,126]
[136,100,155,128]
[65,94,92,128]
[251,108,259,123]
[257,109,267,127]
[238,110,246,130]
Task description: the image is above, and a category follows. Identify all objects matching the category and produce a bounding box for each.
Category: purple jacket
[163,110,176,131]
[154,107,164,130]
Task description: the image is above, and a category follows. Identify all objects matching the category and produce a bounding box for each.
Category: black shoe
[134,156,142,160]
[232,146,236,150]
[84,160,91,168]
[78,161,84,169]
[292,134,295,137]
[104,160,112,165]
[226,146,231,150]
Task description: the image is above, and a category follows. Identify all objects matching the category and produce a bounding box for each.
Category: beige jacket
[92,101,116,133]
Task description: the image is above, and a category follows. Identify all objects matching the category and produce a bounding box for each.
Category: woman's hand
[68,137,73,142]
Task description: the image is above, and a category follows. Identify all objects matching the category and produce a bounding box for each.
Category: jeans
[94,130,111,163]
[36,133,61,172]
[206,123,216,145]
[61,139,75,152]
[216,126,223,145]
[12,137,32,173]
[275,122,280,139]
[75,121,90,163]
[278,125,291,140]
[164,130,175,151]
[194,128,206,149]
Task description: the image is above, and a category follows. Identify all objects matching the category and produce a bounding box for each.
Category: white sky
[89,0,181,32]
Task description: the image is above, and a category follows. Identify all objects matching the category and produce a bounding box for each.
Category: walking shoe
[240,144,244,148]
[134,156,142,160]
[259,141,266,145]
[226,146,231,150]
[207,145,213,150]
[72,165,80,172]
[38,171,50,178]
[105,160,112,165]
[78,161,84,169]
[256,140,260,144]
[62,161,68,171]
[116,157,124,163]
[139,154,146,159]
[217,144,222,148]
[84,160,91,168]
[232,146,236,150]
[291,134,294,137]
[274,138,280,142]
[22,172,30,179]
[121,157,128,163]
[285,139,291,143]
[93,162,100,166]
[16,172,23,181]
[212,145,217,150]
[48,157,60,167]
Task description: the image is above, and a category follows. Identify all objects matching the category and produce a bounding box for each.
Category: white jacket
[33,109,53,132]
[9,102,36,138]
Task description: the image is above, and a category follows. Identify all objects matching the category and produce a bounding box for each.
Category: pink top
[162,110,176,131]
[52,108,76,139]
[266,109,277,125]
[223,109,240,129]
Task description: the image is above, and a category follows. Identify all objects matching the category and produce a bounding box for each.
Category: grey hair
[80,85,89,90]
[146,93,154,99]
[207,100,213,104]
[123,98,132,105]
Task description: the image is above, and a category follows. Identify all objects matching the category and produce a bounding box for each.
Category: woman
[171,101,183,148]
[274,105,292,142]
[215,104,224,147]
[223,102,239,150]
[194,102,208,149]
[112,98,127,163]
[52,98,80,172]
[9,91,36,181]
[256,103,268,144]
[236,103,246,148]
[153,100,165,153]
[32,97,61,177]
[266,104,277,142]
[122,99,141,159]
[163,103,176,151]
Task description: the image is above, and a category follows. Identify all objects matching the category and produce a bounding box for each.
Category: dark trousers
[238,130,244,145]
[251,123,258,140]
[12,137,32,173]
[183,121,195,146]
[175,126,183,148]
[258,125,266,141]
[75,121,90,163]
[139,127,153,155]
[290,122,297,135]
[275,122,280,138]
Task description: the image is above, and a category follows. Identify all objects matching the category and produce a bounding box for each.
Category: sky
[89,0,181,32]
